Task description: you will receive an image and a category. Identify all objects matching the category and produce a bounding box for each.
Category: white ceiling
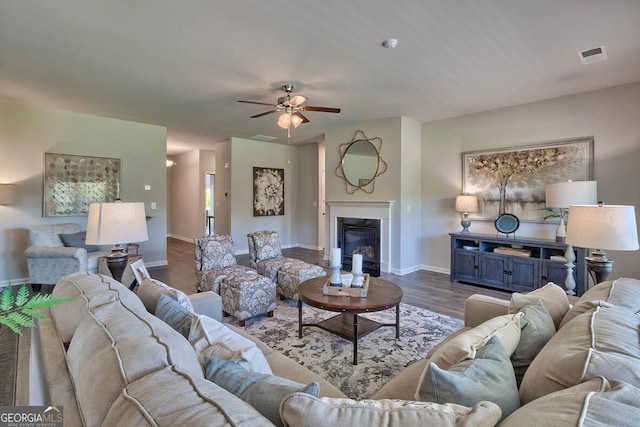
[1,1,639,154]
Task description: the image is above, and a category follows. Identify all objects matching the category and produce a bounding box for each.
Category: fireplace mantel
[326,200,395,273]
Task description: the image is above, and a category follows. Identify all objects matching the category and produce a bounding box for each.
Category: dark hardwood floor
[149,238,511,320]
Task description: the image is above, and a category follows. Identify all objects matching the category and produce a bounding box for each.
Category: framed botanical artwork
[253,167,285,216]
[462,137,594,222]
[43,153,121,217]
[130,259,149,285]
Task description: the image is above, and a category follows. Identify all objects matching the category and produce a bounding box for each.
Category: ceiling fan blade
[288,95,308,107]
[302,106,341,113]
[238,100,278,107]
[293,111,310,123]
[250,110,278,118]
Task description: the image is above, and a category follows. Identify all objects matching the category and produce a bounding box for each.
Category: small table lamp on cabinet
[455,195,478,234]
[85,201,149,282]
[566,204,639,287]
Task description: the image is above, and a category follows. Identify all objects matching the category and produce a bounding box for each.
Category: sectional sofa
[30,272,640,426]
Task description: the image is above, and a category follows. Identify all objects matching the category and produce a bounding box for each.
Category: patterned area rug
[224,300,463,399]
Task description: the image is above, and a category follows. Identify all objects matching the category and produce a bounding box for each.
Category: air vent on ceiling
[250,134,279,142]
[578,45,607,64]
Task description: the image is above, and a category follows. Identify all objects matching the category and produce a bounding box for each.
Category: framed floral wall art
[253,167,284,216]
[462,137,594,222]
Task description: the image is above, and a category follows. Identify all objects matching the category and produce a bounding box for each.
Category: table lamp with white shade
[85,201,148,282]
[455,195,479,234]
[566,204,639,288]
[545,181,597,242]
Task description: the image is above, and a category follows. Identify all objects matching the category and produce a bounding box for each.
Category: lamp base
[460,212,472,234]
[106,252,128,283]
[586,250,613,287]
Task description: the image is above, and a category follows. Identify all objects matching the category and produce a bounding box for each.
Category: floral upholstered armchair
[194,234,257,293]
[246,230,307,282]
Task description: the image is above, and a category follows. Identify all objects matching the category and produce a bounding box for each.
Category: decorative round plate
[495,213,520,234]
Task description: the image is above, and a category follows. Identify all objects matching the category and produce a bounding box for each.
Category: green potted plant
[0,284,71,335]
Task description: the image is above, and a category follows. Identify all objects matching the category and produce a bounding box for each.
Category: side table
[98,253,143,290]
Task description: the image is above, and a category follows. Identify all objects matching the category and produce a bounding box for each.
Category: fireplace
[338,217,381,277]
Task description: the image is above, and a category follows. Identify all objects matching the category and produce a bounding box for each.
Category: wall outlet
[151,202,157,210]
[144,185,151,191]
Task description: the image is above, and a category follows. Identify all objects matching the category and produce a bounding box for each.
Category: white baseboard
[167,234,194,243]
[0,277,31,288]
[295,243,323,251]
[388,265,450,276]
[146,260,168,268]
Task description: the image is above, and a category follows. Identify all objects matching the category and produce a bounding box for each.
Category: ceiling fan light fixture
[277,113,291,129]
[290,114,303,128]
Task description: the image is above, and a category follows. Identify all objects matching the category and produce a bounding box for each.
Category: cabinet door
[542,261,573,289]
[453,250,479,282]
[479,253,508,288]
[510,257,539,292]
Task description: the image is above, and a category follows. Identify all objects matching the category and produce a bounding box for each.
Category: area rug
[224,300,463,399]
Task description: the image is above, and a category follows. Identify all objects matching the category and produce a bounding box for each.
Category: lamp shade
[0,184,16,205]
[566,205,639,251]
[85,202,148,245]
[545,181,597,208]
[455,195,478,213]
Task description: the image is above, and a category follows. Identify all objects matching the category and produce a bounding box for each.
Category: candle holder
[351,271,364,288]
[329,264,342,286]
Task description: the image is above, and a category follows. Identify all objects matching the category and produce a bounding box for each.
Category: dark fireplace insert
[337,217,381,277]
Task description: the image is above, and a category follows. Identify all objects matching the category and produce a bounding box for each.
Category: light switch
[144,185,151,191]
[151,202,157,210]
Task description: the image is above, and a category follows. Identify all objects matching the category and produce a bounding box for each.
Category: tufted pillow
[501,376,640,426]
[509,282,570,329]
[510,299,556,386]
[136,278,194,314]
[425,313,523,370]
[280,393,502,427]
[188,313,272,374]
[519,304,640,405]
[205,356,319,426]
[249,230,283,262]
[417,336,519,421]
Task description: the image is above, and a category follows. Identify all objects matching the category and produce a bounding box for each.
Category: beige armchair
[25,223,109,286]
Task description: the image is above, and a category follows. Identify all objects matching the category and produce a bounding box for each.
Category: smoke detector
[578,45,607,64]
[382,38,398,49]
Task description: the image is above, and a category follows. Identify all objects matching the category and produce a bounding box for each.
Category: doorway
[205,173,215,235]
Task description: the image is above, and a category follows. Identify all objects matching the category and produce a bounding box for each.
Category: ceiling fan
[238,85,341,128]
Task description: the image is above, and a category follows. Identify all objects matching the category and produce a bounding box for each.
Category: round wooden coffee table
[298,276,403,365]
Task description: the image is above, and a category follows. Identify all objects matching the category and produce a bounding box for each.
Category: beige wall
[0,101,167,284]
[296,143,321,249]
[421,81,640,279]
[168,150,202,241]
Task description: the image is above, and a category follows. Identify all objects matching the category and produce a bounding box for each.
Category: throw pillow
[59,231,99,252]
[416,336,520,421]
[188,313,272,374]
[508,282,570,329]
[510,299,556,386]
[136,278,194,314]
[155,294,194,338]
[426,313,523,370]
[280,393,502,427]
[205,356,319,426]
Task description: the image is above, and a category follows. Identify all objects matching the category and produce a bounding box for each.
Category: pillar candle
[330,248,341,267]
[352,254,363,274]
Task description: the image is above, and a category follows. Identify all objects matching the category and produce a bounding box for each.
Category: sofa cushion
[59,231,99,252]
[508,282,570,329]
[205,356,319,426]
[501,376,640,427]
[280,393,502,427]
[66,300,203,426]
[156,294,194,338]
[510,299,556,386]
[188,313,272,374]
[136,278,194,314]
[427,313,522,370]
[417,336,519,420]
[560,277,640,328]
[519,304,640,405]
[104,365,273,426]
[51,271,147,344]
